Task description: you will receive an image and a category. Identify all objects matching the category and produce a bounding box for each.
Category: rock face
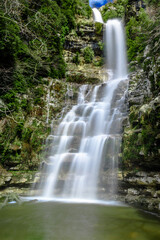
[0,164,36,200]
[120,42,160,213]
[0,78,79,170]
[118,171,160,214]
[122,70,160,171]
[63,17,104,83]
[118,2,160,214]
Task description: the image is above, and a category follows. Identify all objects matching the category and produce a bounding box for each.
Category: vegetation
[83,46,94,63]
[0,0,91,168]
[72,51,80,65]
[0,0,91,111]
[102,0,128,21]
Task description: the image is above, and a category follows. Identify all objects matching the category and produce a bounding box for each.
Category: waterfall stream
[34,10,128,202]
[92,8,104,23]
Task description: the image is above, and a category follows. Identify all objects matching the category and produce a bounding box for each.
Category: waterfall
[34,10,128,202]
[92,8,104,24]
[105,19,128,80]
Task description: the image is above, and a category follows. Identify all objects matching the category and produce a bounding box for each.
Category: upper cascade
[93,8,128,80]
[92,8,104,23]
[105,19,128,80]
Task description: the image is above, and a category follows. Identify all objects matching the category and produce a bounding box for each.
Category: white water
[92,8,104,24]
[105,19,128,79]
[35,11,128,201]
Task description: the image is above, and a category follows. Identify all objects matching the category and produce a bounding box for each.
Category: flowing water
[105,19,127,79]
[92,8,104,23]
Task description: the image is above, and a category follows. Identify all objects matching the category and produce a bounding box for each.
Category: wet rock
[128,188,140,195]
[0,166,12,187]
[118,171,160,214]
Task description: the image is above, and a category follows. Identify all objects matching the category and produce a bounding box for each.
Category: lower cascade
[34,17,128,201]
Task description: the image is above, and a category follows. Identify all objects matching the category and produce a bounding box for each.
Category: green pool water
[0,201,160,240]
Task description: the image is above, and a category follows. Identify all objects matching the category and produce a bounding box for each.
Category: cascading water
[35,10,128,201]
[92,8,104,24]
[105,19,128,80]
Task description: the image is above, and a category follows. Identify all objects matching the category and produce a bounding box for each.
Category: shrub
[83,47,94,63]
[72,52,80,65]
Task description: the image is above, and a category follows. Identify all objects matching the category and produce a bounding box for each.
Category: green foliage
[0,0,81,100]
[34,87,44,105]
[75,0,92,18]
[22,127,33,143]
[83,47,94,64]
[102,0,127,22]
[93,58,104,67]
[122,131,141,169]
[15,122,24,139]
[143,0,160,7]
[2,90,19,113]
[126,9,152,62]
[98,41,104,52]
[95,23,103,35]
[72,52,80,65]
[0,12,21,64]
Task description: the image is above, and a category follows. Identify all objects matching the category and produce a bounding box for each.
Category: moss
[22,128,33,143]
[95,23,103,35]
[122,130,141,169]
[34,87,44,105]
[93,57,104,67]
[67,73,99,84]
[129,106,139,127]
[122,100,160,171]
[141,127,156,154]
[15,122,24,139]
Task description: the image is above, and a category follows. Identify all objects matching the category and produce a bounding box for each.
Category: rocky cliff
[120,2,160,214]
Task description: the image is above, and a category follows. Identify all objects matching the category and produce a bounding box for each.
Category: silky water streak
[34,14,128,202]
[105,19,128,79]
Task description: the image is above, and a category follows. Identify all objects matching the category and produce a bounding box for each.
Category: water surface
[0,202,160,240]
